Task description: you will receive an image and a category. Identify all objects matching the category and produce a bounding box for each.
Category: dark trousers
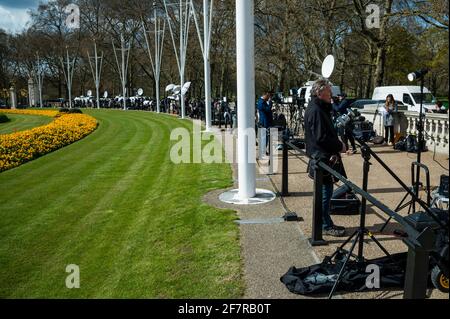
[343,131,356,151]
[385,126,394,144]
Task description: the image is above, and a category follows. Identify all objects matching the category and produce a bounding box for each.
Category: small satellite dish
[321,55,335,79]
[166,84,175,92]
[87,90,93,97]
[181,82,191,96]
[173,85,182,95]
[104,91,108,98]
[137,88,144,96]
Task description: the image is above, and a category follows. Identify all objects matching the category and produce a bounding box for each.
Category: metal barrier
[281,134,437,299]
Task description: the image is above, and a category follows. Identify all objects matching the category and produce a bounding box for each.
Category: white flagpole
[236,0,256,200]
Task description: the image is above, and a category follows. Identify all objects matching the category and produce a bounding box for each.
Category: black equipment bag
[330,185,361,215]
[394,137,407,151]
[406,135,418,153]
[281,253,408,295]
[353,121,375,142]
[406,135,427,153]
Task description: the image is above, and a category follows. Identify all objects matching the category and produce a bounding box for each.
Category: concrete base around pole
[219,188,276,206]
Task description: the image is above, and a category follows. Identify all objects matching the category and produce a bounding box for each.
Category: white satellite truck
[372,86,436,113]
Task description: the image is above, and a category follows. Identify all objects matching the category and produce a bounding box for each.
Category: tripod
[327,144,393,299]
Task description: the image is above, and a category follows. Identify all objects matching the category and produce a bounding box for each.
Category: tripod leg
[367,231,393,261]
[328,233,360,299]
[327,231,359,261]
[379,217,392,233]
[380,191,409,233]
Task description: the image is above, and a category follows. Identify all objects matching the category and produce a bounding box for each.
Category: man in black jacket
[304,79,347,237]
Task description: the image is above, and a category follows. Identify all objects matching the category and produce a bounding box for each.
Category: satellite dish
[137,88,144,96]
[166,84,175,92]
[87,90,93,97]
[181,82,191,96]
[104,91,108,98]
[321,55,335,79]
[173,85,182,95]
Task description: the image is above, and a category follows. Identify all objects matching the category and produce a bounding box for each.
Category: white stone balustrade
[360,107,449,155]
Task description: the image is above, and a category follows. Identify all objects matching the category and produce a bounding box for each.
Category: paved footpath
[202,123,448,299]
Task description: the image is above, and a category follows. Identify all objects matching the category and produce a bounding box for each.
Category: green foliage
[59,108,83,114]
[0,113,10,123]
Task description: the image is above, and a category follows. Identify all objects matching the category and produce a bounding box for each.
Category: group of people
[256,80,411,238]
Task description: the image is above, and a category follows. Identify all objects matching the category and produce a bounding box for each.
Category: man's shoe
[323,226,346,237]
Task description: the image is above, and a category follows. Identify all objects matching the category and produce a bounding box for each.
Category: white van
[293,81,341,107]
[372,86,436,113]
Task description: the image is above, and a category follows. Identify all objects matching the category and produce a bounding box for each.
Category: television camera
[335,108,376,143]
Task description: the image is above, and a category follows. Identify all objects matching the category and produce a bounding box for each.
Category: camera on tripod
[335,109,376,143]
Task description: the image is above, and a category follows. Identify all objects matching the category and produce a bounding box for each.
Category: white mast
[34,53,44,108]
[190,0,214,131]
[60,47,76,109]
[112,34,132,111]
[87,41,104,109]
[164,0,192,119]
[143,5,166,114]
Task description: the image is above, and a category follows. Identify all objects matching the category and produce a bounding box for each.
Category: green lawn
[0,114,53,134]
[0,110,242,298]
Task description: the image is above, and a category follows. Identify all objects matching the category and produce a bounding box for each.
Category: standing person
[383,94,396,146]
[336,94,357,154]
[223,99,232,129]
[257,91,274,155]
[304,79,347,237]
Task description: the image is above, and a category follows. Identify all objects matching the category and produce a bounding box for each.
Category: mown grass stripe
[0,114,53,135]
[0,110,242,298]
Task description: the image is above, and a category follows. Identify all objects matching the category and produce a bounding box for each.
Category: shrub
[59,108,83,114]
[0,114,10,124]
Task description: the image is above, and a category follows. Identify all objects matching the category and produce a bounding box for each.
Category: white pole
[236,0,256,200]
[113,34,131,111]
[179,0,185,118]
[121,35,126,111]
[143,8,166,114]
[203,0,212,131]
[155,11,161,113]
[88,42,103,109]
[191,0,213,131]
[164,0,191,119]
[36,53,44,108]
[66,49,73,109]
[94,43,100,109]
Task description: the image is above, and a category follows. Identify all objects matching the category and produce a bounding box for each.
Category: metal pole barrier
[282,134,289,196]
[258,127,265,160]
[310,157,327,246]
[268,129,274,175]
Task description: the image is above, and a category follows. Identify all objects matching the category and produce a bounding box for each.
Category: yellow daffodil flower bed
[0,109,98,172]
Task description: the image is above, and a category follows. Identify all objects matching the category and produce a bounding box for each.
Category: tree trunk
[373,0,393,88]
